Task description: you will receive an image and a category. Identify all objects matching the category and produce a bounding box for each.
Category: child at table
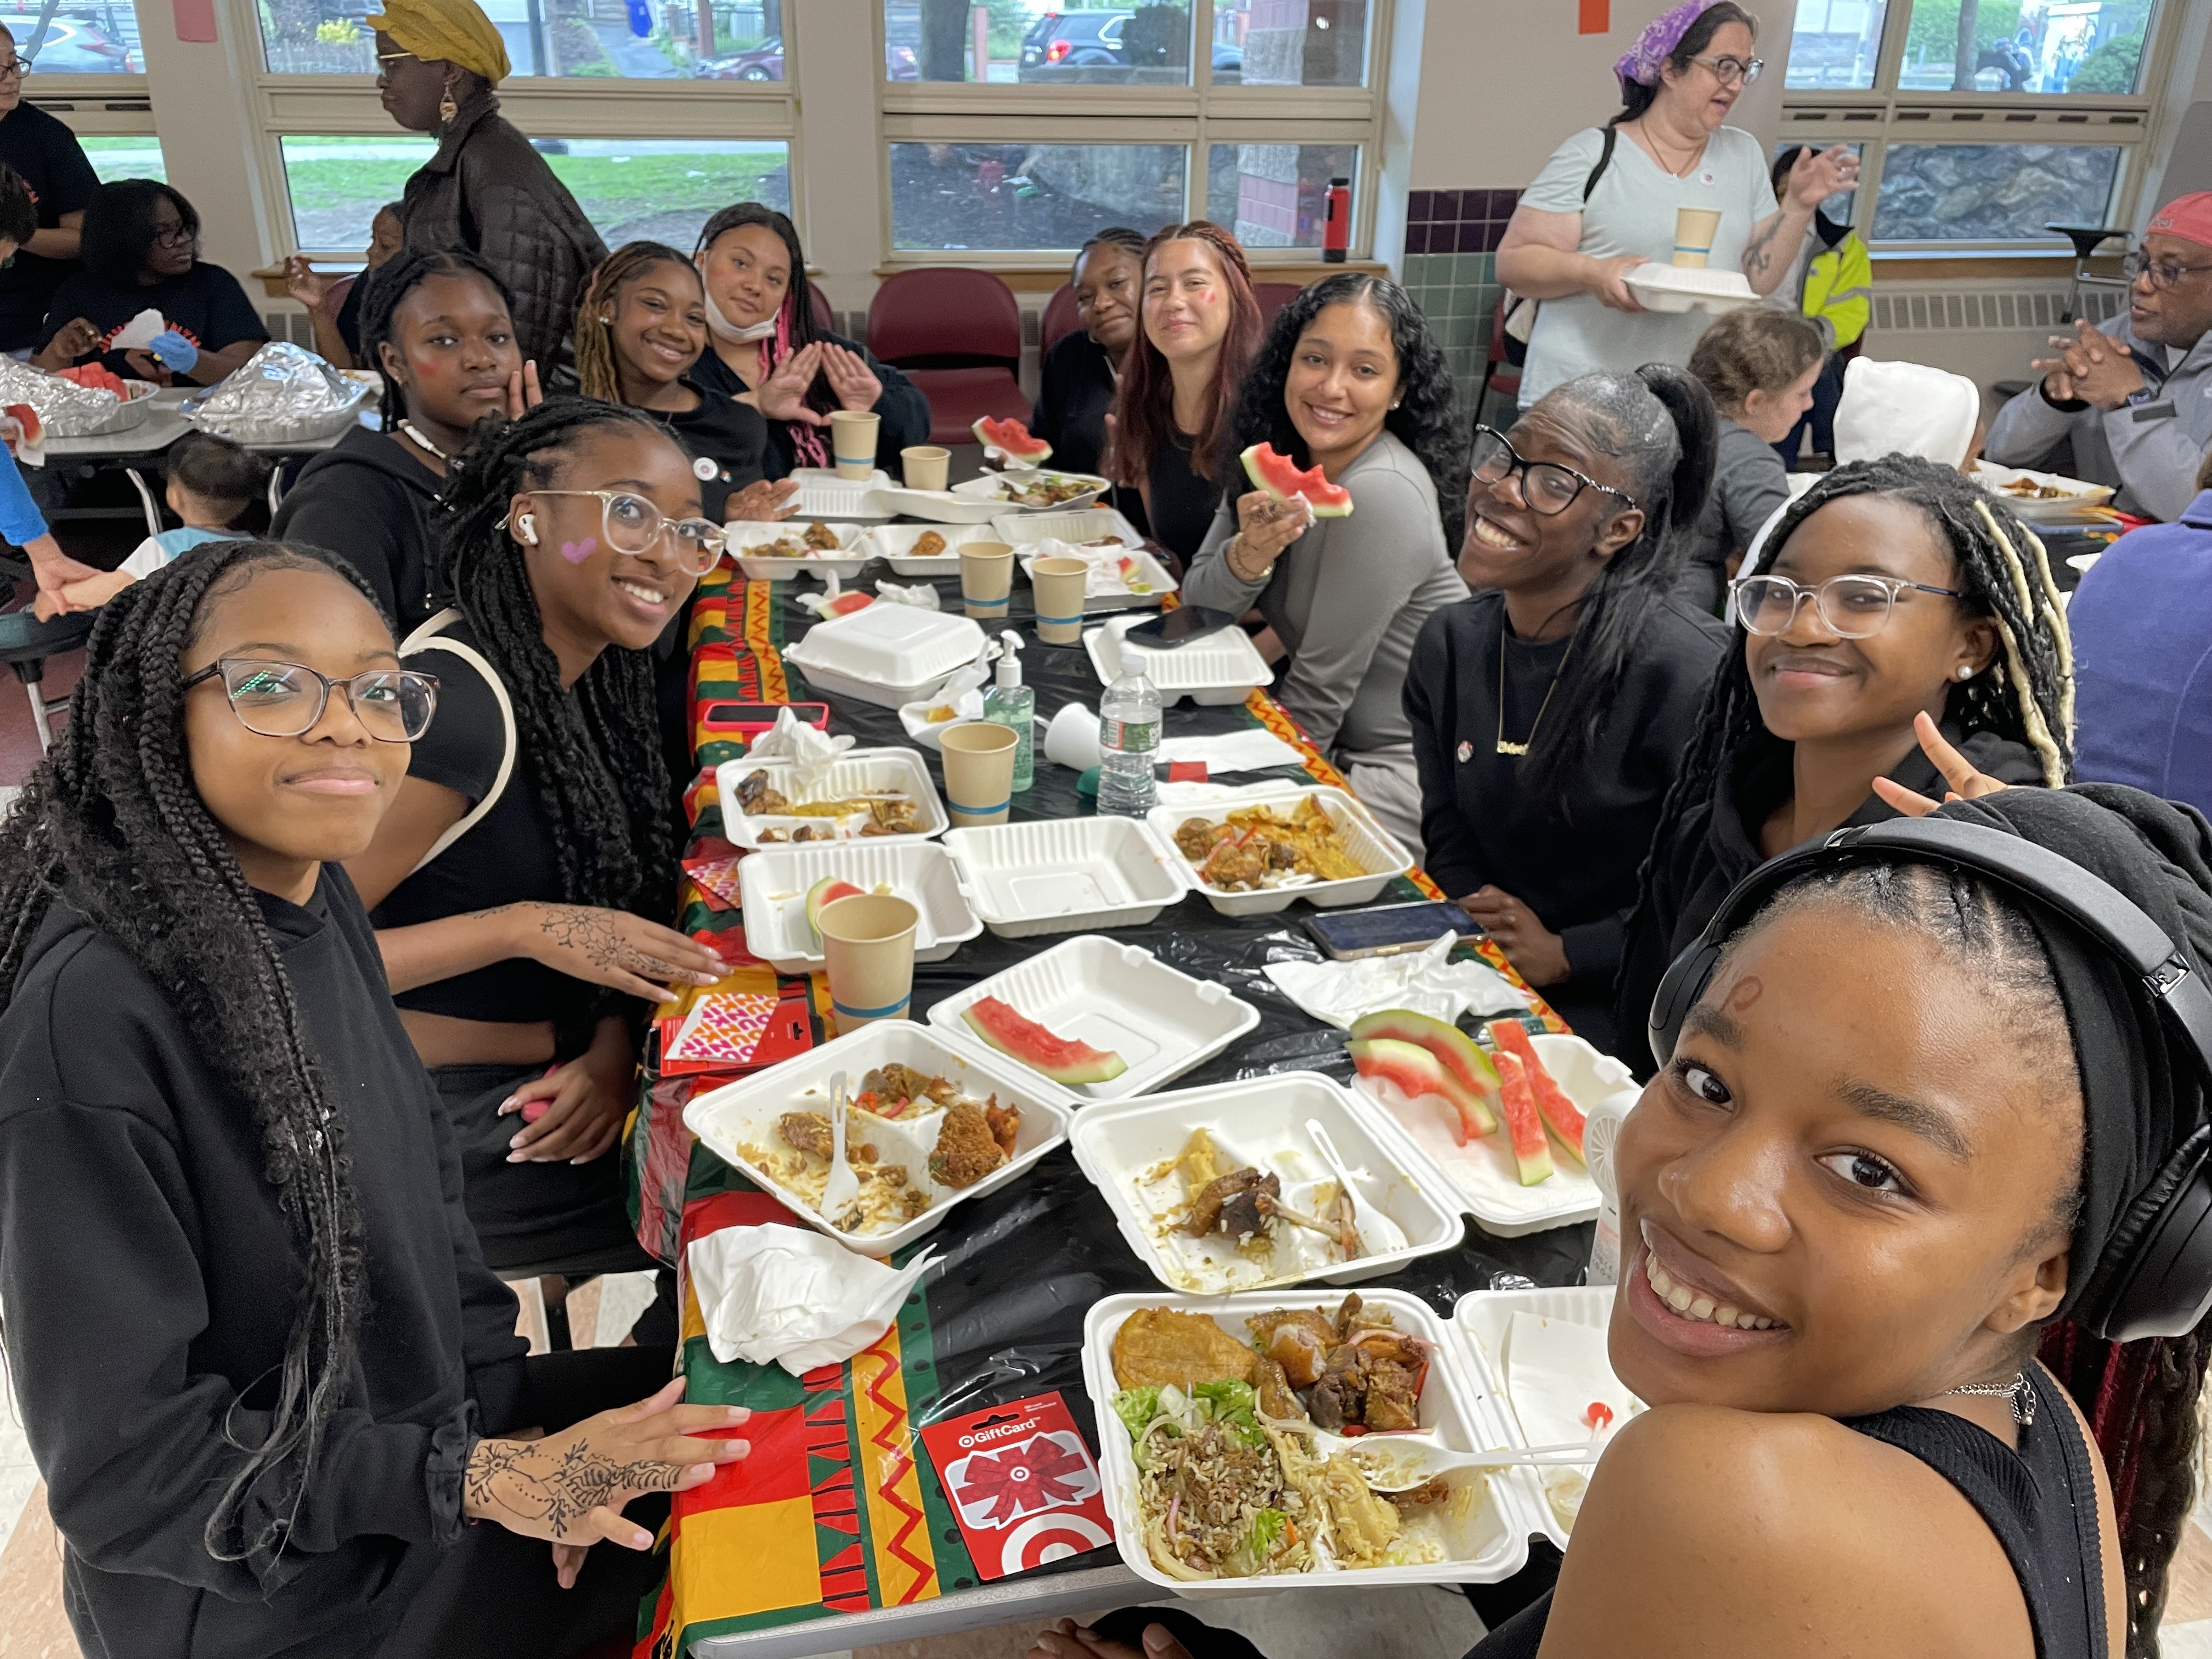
[35,430,268,615]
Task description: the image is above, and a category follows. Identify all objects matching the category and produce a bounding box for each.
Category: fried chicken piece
[861,1064,957,1116]
[1363,1356,1423,1432]
[735,770,787,814]
[803,521,840,551]
[778,1111,832,1160]
[1254,1356,1306,1422]
[912,531,946,557]
[1111,1306,1258,1391]
[1248,1308,1336,1389]
[758,828,788,842]
[1200,839,1270,891]
[927,1100,1007,1189]
[1334,1293,1368,1343]
[984,1098,1020,1157]
[1182,1167,1278,1239]
[1173,817,1227,861]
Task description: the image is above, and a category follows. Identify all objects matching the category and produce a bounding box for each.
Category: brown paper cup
[1030,555,1089,646]
[1672,207,1723,268]
[960,540,1014,620]
[939,721,1018,826]
[817,893,919,1034]
[830,410,881,481]
[901,445,950,492]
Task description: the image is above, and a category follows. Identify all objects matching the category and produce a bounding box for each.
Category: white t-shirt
[1518,124,1778,407]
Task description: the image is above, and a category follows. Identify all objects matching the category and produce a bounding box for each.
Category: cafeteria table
[621,555,1592,1658]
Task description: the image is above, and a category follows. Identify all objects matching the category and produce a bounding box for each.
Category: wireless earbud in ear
[516,515,538,545]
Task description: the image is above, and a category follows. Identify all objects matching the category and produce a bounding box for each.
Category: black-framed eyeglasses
[517,489,726,576]
[0,58,30,81]
[1689,53,1763,86]
[1469,425,1638,518]
[2124,249,2212,291]
[151,221,195,248]
[184,658,438,742]
[1732,573,1965,640]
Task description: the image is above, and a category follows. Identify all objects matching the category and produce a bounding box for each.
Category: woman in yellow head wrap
[371,0,605,372]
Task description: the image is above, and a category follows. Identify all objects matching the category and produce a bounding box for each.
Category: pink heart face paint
[558,537,597,564]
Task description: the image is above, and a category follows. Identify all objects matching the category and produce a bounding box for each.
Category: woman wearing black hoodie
[273,248,535,636]
[0,542,749,1658]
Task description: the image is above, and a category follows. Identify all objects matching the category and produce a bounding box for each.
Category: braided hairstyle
[434,397,682,1043]
[1073,225,1149,273]
[358,246,515,430]
[573,240,702,405]
[0,541,375,1567]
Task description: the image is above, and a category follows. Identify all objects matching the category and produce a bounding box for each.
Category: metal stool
[0,603,94,752]
[2047,224,2130,325]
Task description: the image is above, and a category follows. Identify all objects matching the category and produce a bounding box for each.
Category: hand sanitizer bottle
[983,630,1034,793]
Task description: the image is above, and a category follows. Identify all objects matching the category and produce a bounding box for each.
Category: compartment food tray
[1086,613,1268,706]
[782,605,986,707]
[683,1020,1070,1257]
[939,816,1188,938]
[864,520,1002,574]
[952,470,1108,513]
[726,520,873,580]
[1018,541,1176,612]
[736,839,981,973]
[714,747,948,850]
[1147,786,1412,916]
[926,933,1257,1103]
[872,485,1003,524]
[1083,1289,1544,1594]
[1972,460,2118,522]
[788,466,893,520]
[990,505,1147,549]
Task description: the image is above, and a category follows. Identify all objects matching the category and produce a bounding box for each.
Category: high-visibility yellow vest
[1802,230,1872,351]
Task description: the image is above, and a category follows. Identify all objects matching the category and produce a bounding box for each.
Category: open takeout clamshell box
[1147,786,1413,917]
[1086,612,1269,707]
[726,519,874,581]
[1972,460,2118,523]
[991,505,1147,549]
[1621,264,1757,314]
[863,519,1002,575]
[781,603,988,707]
[1357,1031,1634,1238]
[714,747,948,851]
[1018,540,1177,612]
[952,469,1109,514]
[939,816,1190,938]
[683,1020,1070,1257]
[1069,1070,1464,1294]
[736,839,981,973]
[787,466,894,520]
[926,933,1260,1105]
[872,485,1005,523]
[1082,1288,1546,1594]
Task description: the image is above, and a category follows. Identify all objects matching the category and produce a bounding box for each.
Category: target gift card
[917,1391,1115,1581]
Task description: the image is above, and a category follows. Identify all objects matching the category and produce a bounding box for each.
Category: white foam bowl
[727,519,873,580]
[940,816,1189,938]
[953,470,1109,513]
[782,604,988,708]
[715,747,948,850]
[736,839,981,973]
[787,465,894,520]
[1621,263,1757,314]
[864,520,1002,575]
[1068,1071,1464,1292]
[1148,786,1413,916]
[1086,613,1267,707]
[1083,1288,1541,1594]
[683,1021,1070,1257]
[927,933,1259,1104]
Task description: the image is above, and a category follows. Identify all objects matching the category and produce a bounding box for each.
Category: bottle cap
[996,630,1023,687]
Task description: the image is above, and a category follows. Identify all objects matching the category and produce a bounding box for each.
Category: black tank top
[1468,1368,2106,1659]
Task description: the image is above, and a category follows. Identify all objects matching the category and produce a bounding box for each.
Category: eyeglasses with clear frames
[1731,573,1966,640]
[517,489,726,576]
[1469,425,1639,518]
[1689,53,1763,86]
[183,658,439,742]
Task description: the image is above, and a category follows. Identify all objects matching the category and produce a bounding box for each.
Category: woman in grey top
[1183,274,1468,851]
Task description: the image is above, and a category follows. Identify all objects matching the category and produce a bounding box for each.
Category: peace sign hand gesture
[1870,712,2014,817]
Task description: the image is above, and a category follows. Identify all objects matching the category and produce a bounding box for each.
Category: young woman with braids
[346,398,725,1316]
[1403,366,1727,1053]
[1032,227,1148,526]
[1615,454,2075,1058]
[0,542,751,1657]
[1181,273,1466,851]
[272,246,537,635]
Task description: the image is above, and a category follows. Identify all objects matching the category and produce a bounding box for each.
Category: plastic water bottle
[1097,668,1160,817]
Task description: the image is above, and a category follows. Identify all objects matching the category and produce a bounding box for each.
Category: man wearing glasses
[1985,193,2212,523]
[0,24,97,360]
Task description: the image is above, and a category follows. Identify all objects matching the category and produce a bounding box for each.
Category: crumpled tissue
[687,1224,940,1374]
[743,705,854,790]
[873,578,940,610]
[1263,932,1528,1029]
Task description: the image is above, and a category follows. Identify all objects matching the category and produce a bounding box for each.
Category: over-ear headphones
[1646,816,2212,1341]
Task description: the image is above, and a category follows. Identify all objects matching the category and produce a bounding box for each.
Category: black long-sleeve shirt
[0,868,530,1659]
[690,329,930,483]
[1404,591,1727,1054]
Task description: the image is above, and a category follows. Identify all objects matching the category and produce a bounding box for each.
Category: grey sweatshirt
[1184,431,1468,757]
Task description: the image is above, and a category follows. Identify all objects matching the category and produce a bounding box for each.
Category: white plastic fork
[821,1069,860,1224]
[1305,1117,1408,1255]
[1320,1432,1601,1491]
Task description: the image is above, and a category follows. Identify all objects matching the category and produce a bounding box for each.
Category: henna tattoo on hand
[533,906,659,977]
[468,1435,689,1539]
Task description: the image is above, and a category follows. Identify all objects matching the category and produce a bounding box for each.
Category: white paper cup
[1672,207,1722,268]
[939,720,1018,826]
[830,410,881,481]
[1030,555,1088,645]
[960,540,1014,621]
[817,893,919,1035]
[1043,700,1103,771]
[901,445,950,492]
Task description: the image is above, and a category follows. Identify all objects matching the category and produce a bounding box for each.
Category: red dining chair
[866,268,1030,446]
[1475,292,1522,425]
[1041,282,1083,353]
[1254,281,1304,327]
[807,280,836,336]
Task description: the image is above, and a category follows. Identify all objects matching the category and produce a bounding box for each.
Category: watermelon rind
[1492,1051,1555,1186]
[1239,442,1354,517]
[1347,1036,1494,1146]
[1486,1020,1588,1167]
[805,878,866,938]
[973,416,1052,467]
[961,995,1127,1084]
[1348,1009,1500,1134]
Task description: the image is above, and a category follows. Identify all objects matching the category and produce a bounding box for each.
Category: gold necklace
[1634,119,1707,178]
[1497,627,1578,758]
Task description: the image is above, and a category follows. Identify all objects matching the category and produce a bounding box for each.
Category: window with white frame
[1777,0,2179,249]
[878,0,1386,259]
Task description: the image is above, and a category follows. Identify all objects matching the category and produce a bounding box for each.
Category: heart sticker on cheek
[558,537,597,565]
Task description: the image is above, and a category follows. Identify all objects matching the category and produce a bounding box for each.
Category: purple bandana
[1615,0,1717,92]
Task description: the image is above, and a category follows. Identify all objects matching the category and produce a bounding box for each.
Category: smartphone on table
[699,702,831,743]
[1122,606,1240,650]
[1304,900,1481,962]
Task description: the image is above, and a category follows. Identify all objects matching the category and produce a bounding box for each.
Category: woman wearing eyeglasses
[1496,0,1858,410]
[1403,366,1725,1054]
[346,399,725,1302]
[1615,454,2073,1062]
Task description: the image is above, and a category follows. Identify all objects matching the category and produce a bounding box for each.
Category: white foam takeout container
[872,485,1003,524]
[1086,612,1269,707]
[1972,460,2118,524]
[864,519,1002,575]
[1148,786,1413,917]
[1451,1285,1630,1550]
[736,839,981,974]
[927,933,1259,1104]
[952,469,1109,514]
[782,603,987,708]
[726,519,873,581]
[939,816,1190,938]
[1358,1031,1634,1239]
[787,466,894,520]
[991,505,1147,550]
[1621,264,1757,314]
[1018,540,1177,613]
[1069,1071,1464,1294]
[684,1020,1070,1257]
[715,747,948,851]
[1082,1288,1544,1594]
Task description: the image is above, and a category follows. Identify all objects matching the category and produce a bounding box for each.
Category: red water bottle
[1323,176,1350,263]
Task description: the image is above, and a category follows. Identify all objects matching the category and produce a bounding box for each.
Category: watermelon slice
[805,878,865,938]
[1348,1009,1501,1131]
[973,416,1052,467]
[1492,1051,1554,1186]
[1487,1020,1587,1167]
[1240,442,1353,518]
[961,995,1127,1085]
[822,591,873,617]
[1347,1037,1496,1146]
